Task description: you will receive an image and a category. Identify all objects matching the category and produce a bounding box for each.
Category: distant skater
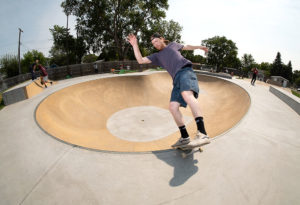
[127,33,210,147]
[38,64,53,88]
[30,59,39,80]
[251,67,258,85]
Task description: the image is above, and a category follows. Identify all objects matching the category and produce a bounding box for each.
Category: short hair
[150,33,162,41]
[150,33,169,44]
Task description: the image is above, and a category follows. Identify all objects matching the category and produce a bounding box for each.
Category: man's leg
[181,90,208,137]
[253,76,256,85]
[169,101,190,147]
[169,101,184,127]
[181,91,202,118]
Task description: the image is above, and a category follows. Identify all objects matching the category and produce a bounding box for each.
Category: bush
[0,54,19,77]
[82,54,98,63]
[294,77,300,88]
[0,92,4,110]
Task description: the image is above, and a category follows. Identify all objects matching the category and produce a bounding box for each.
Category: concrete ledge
[2,79,50,106]
[2,87,27,105]
[269,86,300,115]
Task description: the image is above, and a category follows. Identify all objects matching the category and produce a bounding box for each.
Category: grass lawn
[292,90,300,98]
[149,67,164,71]
[118,69,138,74]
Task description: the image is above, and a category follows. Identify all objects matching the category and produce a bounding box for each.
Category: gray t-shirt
[146,42,192,79]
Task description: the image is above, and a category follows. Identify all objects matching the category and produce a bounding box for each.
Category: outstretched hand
[202,46,209,54]
[127,34,138,47]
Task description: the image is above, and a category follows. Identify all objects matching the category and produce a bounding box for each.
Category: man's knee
[169,102,180,114]
[181,90,195,102]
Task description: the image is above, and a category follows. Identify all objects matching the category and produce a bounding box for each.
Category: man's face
[151,37,165,50]
[36,60,39,64]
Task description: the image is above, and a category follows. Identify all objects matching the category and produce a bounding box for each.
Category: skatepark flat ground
[1,71,300,205]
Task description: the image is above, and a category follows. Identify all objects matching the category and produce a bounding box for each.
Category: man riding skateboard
[127,33,210,148]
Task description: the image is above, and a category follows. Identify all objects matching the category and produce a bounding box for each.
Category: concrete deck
[0,71,300,205]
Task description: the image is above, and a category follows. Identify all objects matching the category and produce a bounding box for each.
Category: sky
[0,0,299,70]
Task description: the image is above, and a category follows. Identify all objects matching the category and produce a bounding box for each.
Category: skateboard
[173,138,209,158]
[177,146,203,158]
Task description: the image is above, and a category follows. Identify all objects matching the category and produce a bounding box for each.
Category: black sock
[179,125,189,138]
[195,117,207,135]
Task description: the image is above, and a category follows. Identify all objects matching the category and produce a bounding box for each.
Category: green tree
[259,62,272,78]
[293,70,300,87]
[241,54,256,72]
[270,52,284,77]
[0,54,19,77]
[259,62,271,71]
[21,50,47,73]
[284,61,293,82]
[202,36,238,72]
[141,19,183,54]
[225,55,241,69]
[82,54,98,63]
[192,55,206,64]
[61,0,170,60]
[49,25,87,66]
[181,50,194,62]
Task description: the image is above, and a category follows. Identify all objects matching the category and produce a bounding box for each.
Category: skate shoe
[171,137,190,148]
[193,131,210,146]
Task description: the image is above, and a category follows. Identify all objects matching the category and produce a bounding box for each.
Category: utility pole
[66,13,69,64]
[66,13,71,77]
[18,28,23,75]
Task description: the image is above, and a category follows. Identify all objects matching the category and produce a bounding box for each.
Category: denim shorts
[170,67,199,108]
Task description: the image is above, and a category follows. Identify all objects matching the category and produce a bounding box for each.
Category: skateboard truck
[173,139,210,158]
[177,146,203,158]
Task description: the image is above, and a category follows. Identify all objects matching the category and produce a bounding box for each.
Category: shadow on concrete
[153,150,199,187]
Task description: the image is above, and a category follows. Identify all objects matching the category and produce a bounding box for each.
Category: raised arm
[127,34,151,64]
[182,45,208,54]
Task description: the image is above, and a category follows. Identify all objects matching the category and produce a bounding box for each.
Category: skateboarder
[251,67,258,85]
[38,64,53,88]
[127,33,210,147]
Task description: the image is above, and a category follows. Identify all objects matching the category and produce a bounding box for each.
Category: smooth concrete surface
[0,72,300,205]
[106,106,193,142]
[35,72,250,152]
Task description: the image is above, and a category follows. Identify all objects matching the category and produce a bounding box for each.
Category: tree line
[0,0,299,87]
